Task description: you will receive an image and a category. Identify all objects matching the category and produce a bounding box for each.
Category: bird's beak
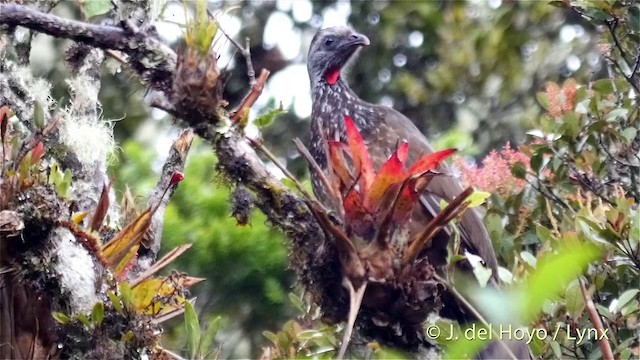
[348,33,370,47]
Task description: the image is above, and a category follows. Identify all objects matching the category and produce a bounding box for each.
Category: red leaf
[30,141,45,163]
[364,149,405,212]
[391,178,419,222]
[405,148,456,175]
[328,140,352,186]
[343,185,375,239]
[391,172,438,222]
[396,141,409,163]
[343,115,374,190]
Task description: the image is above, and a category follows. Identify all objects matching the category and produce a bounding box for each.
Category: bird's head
[307,26,370,86]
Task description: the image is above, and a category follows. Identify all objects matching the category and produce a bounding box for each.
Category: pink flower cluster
[454,142,530,197]
[546,79,577,118]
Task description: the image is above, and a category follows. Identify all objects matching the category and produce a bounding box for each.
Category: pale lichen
[52,227,100,314]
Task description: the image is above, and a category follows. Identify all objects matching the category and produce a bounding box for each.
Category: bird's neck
[311,77,360,108]
[310,77,378,137]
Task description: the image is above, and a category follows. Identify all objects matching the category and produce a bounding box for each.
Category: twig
[433,273,519,360]
[605,18,640,94]
[231,68,270,122]
[293,138,342,213]
[128,130,194,279]
[578,278,614,360]
[105,49,127,64]
[247,137,314,202]
[131,244,193,288]
[218,25,256,85]
[403,187,472,267]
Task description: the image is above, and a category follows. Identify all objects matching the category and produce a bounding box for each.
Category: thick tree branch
[0,3,177,94]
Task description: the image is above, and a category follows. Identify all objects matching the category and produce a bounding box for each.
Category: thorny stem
[578,278,614,360]
[433,273,519,360]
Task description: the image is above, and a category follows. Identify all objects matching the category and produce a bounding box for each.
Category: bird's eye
[324,37,334,47]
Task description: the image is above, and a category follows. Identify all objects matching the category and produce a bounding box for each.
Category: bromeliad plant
[298,115,473,358]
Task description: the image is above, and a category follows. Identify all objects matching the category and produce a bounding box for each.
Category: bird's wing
[376,106,499,277]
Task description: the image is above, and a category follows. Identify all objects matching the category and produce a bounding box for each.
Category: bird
[307,26,531,359]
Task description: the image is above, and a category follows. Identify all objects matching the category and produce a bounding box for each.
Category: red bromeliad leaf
[405,148,457,175]
[364,149,406,212]
[392,172,438,222]
[344,185,375,238]
[396,141,409,163]
[328,140,353,186]
[344,115,374,189]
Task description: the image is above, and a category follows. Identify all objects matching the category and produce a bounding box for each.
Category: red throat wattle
[325,68,340,85]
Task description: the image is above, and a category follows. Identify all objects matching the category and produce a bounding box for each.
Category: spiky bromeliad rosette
[303,115,473,357]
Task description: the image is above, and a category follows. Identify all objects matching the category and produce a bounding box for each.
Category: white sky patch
[292,0,313,23]
[321,0,351,27]
[277,0,293,12]
[566,55,581,71]
[155,3,188,43]
[408,31,424,48]
[264,64,311,118]
[560,24,578,43]
[263,11,301,60]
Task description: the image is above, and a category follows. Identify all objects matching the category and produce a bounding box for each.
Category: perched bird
[307,26,531,359]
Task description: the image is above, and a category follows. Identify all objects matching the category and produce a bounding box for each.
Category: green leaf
[52,311,70,325]
[263,330,279,344]
[605,108,629,122]
[120,282,133,310]
[81,0,113,19]
[199,315,222,356]
[511,162,527,179]
[288,292,306,314]
[254,106,285,128]
[498,267,513,284]
[550,340,562,358]
[108,290,124,314]
[536,92,550,110]
[466,191,491,208]
[617,289,640,310]
[444,323,491,359]
[76,313,91,327]
[629,5,640,31]
[33,101,45,129]
[121,330,135,342]
[535,225,556,243]
[621,127,637,143]
[592,79,615,94]
[564,280,586,319]
[184,301,201,359]
[91,301,104,326]
[621,299,639,316]
[517,242,601,321]
[520,251,537,268]
[547,0,566,8]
